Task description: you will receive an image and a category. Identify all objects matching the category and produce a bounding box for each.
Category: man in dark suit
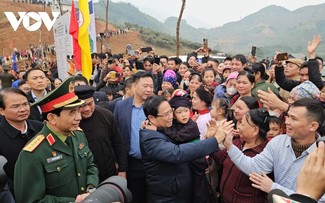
[25,68,48,122]
[114,71,154,203]
[0,88,43,202]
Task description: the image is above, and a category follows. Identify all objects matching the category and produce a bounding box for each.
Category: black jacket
[275,59,323,91]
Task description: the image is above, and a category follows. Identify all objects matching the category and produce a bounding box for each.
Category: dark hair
[208,58,220,65]
[159,55,168,61]
[18,79,27,87]
[212,98,231,119]
[189,72,202,82]
[246,108,270,139]
[181,62,189,68]
[74,75,89,85]
[300,62,308,70]
[239,96,259,110]
[143,96,167,118]
[252,62,269,81]
[168,57,177,64]
[43,108,63,122]
[143,56,154,65]
[24,68,46,80]
[195,86,213,107]
[123,77,133,90]
[315,56,324,65]
[224,57,232,62]
[290,98,324,128]
[233,54,247,65]
[0,88,27,109]
[237,70,255,84]
[202,68,217,78]
[132,71,153,84]
[269,116,282,126]
[100,86,113,95]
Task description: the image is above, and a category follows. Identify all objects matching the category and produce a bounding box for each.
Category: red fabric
[212,138,272,203]
[40,92,76,112]
[69,1,81,71]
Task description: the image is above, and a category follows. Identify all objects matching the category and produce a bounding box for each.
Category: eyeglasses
[156,108,174,118]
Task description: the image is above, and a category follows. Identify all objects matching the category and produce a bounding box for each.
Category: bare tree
[176,0,186,57]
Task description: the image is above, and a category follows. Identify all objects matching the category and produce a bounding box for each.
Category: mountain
[95,2,325,57]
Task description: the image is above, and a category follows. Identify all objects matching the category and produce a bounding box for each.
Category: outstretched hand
[215,120,234,144]
[307,34,321,59]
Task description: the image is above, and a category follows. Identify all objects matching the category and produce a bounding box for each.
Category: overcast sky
[106,0,325,28]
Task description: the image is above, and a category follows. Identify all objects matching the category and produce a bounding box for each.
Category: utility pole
[105,0,109,32]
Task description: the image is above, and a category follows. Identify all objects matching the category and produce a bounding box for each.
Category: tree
[176,0,186,57]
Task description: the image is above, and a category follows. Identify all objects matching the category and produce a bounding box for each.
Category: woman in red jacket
[212,108,273,203]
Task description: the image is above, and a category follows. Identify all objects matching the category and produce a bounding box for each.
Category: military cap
[32,76,84,112]
[74,85,95,100]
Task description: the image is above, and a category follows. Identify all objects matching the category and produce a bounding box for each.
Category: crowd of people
[0,34,325,203]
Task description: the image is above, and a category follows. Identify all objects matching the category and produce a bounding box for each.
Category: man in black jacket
[0,88,43,202]
[75,85,127,182]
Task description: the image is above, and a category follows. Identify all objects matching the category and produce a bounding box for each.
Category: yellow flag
[78,0,92,81]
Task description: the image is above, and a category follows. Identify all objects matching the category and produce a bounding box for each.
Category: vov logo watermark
[4,12,60,31]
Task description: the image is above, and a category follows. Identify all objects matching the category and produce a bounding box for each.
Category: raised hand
[307,34,321,59]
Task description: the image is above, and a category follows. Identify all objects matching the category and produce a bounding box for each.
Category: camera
[251,46,256,57]
[81,176,132,203]
[141,47,153,53]
[276,52,289,61]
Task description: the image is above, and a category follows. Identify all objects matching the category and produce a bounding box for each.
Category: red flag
[69,0,81,71]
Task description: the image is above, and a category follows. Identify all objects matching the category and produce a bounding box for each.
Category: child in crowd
[209,98,231,149]
[164,89,215,203]
[267,116,283,139]
[202,68,218,92]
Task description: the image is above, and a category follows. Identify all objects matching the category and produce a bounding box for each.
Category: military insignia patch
[79,143,84,150]
[52,151,57,157]
[46,134,56,146]
[23,134,45,152]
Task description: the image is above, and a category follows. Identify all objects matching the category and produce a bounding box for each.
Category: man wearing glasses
[0,88,43,202]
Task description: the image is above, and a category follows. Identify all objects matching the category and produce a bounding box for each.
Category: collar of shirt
[31,89,47,101]
[46,124,68,143]
[285,134,317,155]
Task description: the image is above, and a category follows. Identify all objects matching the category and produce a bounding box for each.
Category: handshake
[205,120,235,148]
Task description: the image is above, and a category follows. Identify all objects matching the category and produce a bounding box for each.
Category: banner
[69,0,81,71]
[88,0,97,53]
[78,0,92,80]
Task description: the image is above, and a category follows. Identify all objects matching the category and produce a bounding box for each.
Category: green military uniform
[13,76,99,203]
[14,126,98,203]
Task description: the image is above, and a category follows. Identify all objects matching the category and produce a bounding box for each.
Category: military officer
[14,77,99,203]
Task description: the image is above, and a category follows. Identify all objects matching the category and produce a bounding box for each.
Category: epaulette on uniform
[23,134,45,152]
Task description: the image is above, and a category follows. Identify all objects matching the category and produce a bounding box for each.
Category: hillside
[97,1,325,57]
[0,1,193,57]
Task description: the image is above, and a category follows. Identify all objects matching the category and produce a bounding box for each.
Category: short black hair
[24,68,45,81]
[18,79,27,87]
[74,75,89,85]
[239,96,259,110]
[0,88,27,109]
[123,77,133,90]
[143,95,167,118]
[290,98,324,127]
[143,56,154,65]
[132,71,153,84]
[43,108,63,122]
[233,54,247,65]
[237,70,255,85]
[269,116,282,126]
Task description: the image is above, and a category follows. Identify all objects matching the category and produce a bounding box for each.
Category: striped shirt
[227,134,325,202]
